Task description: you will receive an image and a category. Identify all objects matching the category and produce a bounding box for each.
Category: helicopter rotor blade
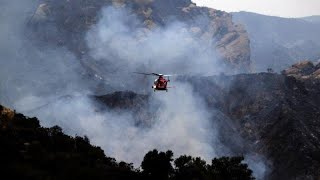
[152,73,163,76]
[151,73,175,77]
[134,72,174,77]
[133,72,154,76]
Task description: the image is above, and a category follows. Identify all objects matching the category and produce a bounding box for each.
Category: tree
[49,125,63,136]
[208,156,254,180]
[141,149,174,180]
[174,155,208,180]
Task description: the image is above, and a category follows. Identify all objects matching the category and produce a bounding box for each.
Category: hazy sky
[192,0,320,18]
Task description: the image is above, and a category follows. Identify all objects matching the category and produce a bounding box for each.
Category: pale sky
[192,0,320,18]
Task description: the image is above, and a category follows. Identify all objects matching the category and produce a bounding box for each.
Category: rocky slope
[29,0,251,73]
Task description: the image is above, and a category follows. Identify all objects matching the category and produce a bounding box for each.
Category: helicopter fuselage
[152,76,169,91]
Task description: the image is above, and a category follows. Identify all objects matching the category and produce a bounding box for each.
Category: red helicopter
[134,72,173,92]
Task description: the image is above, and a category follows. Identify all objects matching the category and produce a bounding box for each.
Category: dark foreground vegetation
[0,105,254,180]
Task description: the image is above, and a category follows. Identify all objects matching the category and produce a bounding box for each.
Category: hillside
[29,0,251,73]
[92,61,320,179]
[232,11,320,72]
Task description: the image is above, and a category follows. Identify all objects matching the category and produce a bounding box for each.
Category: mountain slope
[232,11,320,72]
[29,0,251,73]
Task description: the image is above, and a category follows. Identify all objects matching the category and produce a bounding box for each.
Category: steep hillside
[182,61,320,179]
[232,12,320,72]
[29,0,251,73]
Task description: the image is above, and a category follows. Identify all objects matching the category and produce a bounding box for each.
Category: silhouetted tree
[49,125,63,136]
[209,156,254,180]
[174,155,208,180]
[84,135,90,143]
[141,149,174,180]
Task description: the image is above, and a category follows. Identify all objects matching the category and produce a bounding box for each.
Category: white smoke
[32,83,216,164]
[83,6,221,162]
[21,89,269,178]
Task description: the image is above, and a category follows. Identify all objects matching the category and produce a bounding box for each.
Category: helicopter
[134,72,173,92]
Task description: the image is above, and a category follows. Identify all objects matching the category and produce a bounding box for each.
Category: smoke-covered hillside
[1,0,320,180]
[92,60,320,179]
[232,11,320,72]
[27,0,251,79]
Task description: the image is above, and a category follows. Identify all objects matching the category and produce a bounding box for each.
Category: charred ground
[181,61,320,179]
[182,62,320,179]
